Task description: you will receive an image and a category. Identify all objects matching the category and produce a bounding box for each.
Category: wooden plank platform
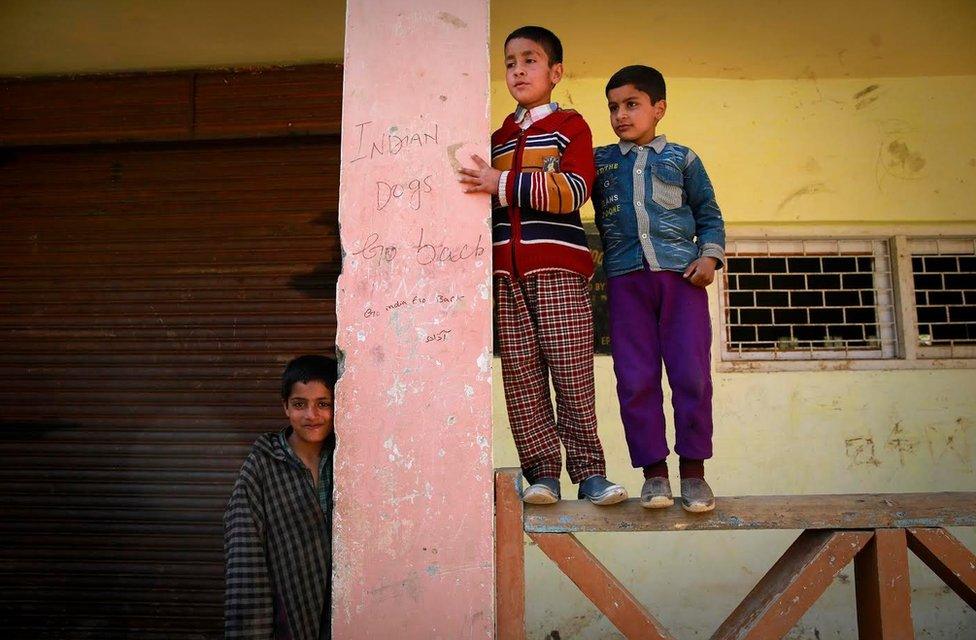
[524,493,976,533]
[495,469,976,640]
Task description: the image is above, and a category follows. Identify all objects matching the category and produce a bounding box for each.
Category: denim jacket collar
[618,134,667,156]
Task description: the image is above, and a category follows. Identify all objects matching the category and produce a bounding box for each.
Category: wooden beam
[0,74,191,145]
[712,530,872,640]
[194,65,342,138]
[524,493,976,533]
[907,528,976,609]
[529,532,675,640]
[854,529,915,639]
[0,65,342,147]
[495,469,526,640]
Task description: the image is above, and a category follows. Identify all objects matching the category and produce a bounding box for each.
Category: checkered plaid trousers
[495,271,607,483]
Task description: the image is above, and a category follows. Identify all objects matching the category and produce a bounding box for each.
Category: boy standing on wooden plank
[460,26,626,506]
[593,65,726,512]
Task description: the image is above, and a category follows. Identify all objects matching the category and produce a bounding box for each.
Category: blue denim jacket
[593,135,725,278]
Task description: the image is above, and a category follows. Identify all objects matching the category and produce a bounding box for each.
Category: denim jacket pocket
[651,165,684,210]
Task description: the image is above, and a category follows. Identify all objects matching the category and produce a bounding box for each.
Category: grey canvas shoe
[640,476,674,509]
[522,477,560,505]
[577,475,628,505]
[680,477,716,513]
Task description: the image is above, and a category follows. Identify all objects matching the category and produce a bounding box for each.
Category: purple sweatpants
[606,268,713,467]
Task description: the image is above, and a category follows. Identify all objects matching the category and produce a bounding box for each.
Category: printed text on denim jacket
[593,136,725,278]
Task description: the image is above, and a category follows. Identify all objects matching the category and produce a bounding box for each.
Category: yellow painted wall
[491,76,976,224]
[490,4,976,638]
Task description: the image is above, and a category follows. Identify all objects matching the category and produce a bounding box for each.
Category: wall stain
[854,84,881,111]
[777,182,829,212]
[367,570,421,603]
[884,140,926,176]
[854,84,879,100]
[541,612,600,639]
[436,12,467,29]
[856,94,879,110]
[446,142,464,172]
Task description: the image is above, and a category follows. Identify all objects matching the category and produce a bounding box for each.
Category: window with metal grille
[719,239,897,360]
[910,237,976,358]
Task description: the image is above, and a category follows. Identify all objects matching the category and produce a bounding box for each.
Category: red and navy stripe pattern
[490,109,596,278]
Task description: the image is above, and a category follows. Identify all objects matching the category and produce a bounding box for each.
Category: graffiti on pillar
[343,117,490,348]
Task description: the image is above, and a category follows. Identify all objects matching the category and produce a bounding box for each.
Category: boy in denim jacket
[593,65,725,512]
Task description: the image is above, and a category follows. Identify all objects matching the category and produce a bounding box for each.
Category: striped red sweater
[490,109,596,279]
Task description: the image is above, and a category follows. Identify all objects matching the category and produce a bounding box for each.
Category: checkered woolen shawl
[224,429,334,640]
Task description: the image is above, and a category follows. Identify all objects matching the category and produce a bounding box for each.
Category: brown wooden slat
[531,532,676,640]
[1,605,223,625]
[0,350,325,364]
[0,75,191,145]
[1,454,279,471]
[524,493,976,532]
[0,523,222,538]
[0,279,333,295]
[854,529,915,639]
[495,468,527,640]
[0,65,342,146]
[195,65,342,137]
[711,530,873,640]
[907,528,976,608]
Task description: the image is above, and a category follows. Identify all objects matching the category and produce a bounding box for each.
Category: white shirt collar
[618,134,667,155]
[514,102,559,129]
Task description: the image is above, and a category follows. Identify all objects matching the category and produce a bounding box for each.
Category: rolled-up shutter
[0,68,340,639]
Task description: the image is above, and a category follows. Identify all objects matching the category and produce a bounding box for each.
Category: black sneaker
[577,475,628,505]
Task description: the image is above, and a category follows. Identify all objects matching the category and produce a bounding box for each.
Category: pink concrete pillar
[333,1,492,638]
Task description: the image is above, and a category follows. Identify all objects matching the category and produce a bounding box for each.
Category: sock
[642,459,668,479]
[679,457,705,480]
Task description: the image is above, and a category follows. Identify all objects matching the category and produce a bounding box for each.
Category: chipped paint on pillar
[333,1,492,638]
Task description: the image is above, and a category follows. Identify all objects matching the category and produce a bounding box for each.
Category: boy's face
[283,380,334,447]
[607,84,666,146]
[504,37,562,109]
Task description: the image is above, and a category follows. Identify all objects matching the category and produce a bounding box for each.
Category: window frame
[712,225,976,372]
[906,236,976,360]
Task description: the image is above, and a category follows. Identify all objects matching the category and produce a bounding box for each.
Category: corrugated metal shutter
[0,136,339,638]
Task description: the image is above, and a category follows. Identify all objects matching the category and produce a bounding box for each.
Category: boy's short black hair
[606,65,666,103]
[280,355,338,400]
[504,25,563,66]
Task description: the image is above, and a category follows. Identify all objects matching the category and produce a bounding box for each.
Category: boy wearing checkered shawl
[224,355,337,640]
